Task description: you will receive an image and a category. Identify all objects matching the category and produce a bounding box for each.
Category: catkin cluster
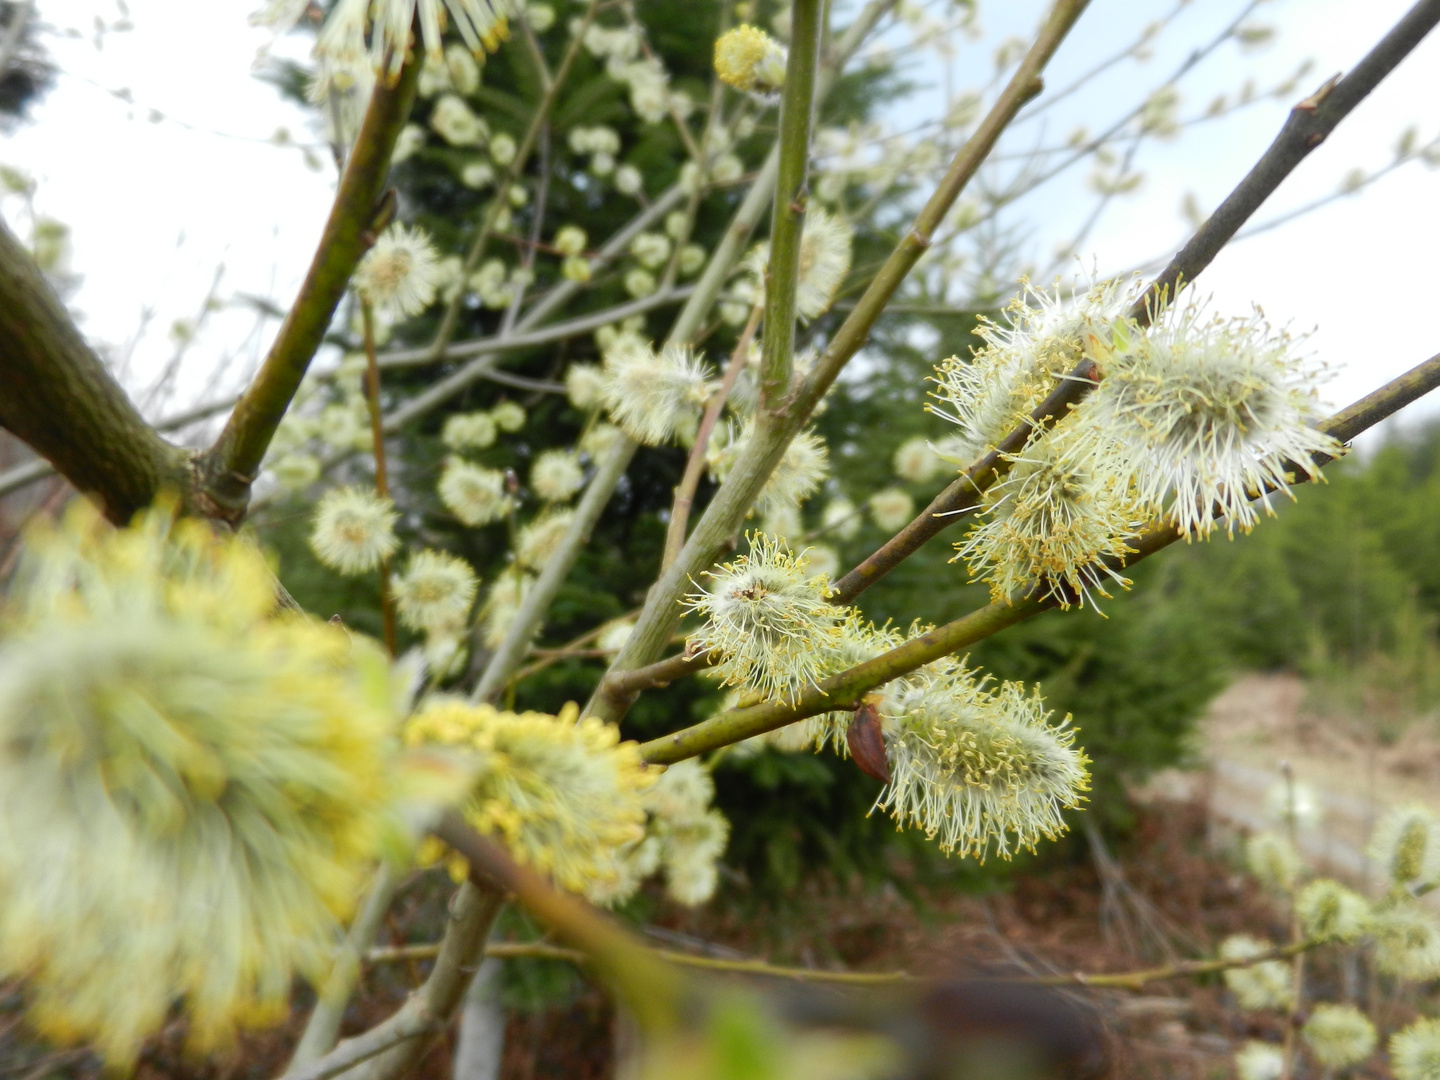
[930,278,1341,608]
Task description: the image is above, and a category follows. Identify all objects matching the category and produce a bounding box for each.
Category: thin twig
[361,302,397,656]
[662,304,762,571]
[364,929,1327,993]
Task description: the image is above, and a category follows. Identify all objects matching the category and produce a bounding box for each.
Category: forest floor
[7,673,1439,1080]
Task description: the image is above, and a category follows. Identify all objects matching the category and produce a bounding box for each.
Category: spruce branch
[198,61,419,526]
[638,349,1440,764]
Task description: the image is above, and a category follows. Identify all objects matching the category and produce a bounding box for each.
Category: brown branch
[197,60,420,526]
[662,304,762,571]
[829,360,1098,604]
[431,811,691,1033]
[365,932,1327,994]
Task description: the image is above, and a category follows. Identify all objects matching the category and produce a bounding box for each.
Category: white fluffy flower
[554,224,587,256]
[480,572,534,648]
[892,435,946,483]
[565,363,606,412]
[1302,1003,1376,1070]
[1245,831,1301,895]
[1373,902,1440,981]
[310,487,400,576]
[614,164,643,196]
[629,232,672,270]
[530,449,584,503]
[1234,1041,1283,1080]
[875,662,1090,860]
[1219,935,1293,1010]
[868,488,914,532]
[708,422,829,515]
[1368,804,1440,888]
[744,207,852,323]
[1393,1018,1440,1080]
[259,0,513,86]
[600,339,711,445]
[442,411,498,450]
[1296,879,1370,942]
[822,497,861,540]
[393,549,479,632]
[955,427,1143,609]
[353,224,441,319]
[1082,304,1341,537]
[491,401,526,432]
[929,276,1138,464]
[516,509,575,571]
[438,458,513,527]
[684,533,847,705]
[430,93,488,146]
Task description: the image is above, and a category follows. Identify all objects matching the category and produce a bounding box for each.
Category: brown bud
[846,698,890,783]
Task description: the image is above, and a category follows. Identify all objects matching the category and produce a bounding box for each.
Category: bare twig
[662,304,762,571]
[361,303,397,656]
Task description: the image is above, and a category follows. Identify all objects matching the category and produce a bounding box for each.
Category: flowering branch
[589,0,1088,724]
[828,0,1440,603]
[475,2,902,705]
[637,349,1440,764]
[197,59,420,526]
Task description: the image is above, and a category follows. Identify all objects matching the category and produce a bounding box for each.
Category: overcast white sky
[4,0,1439,442]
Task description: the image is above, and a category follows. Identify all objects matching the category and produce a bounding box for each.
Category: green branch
[638,350,1440,764]
[0,217,191,524]
[197,59,420,525]
[757,0,823,409]
[792,0,1091,419]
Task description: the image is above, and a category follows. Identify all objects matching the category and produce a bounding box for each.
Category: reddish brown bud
[846,698,890,783]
